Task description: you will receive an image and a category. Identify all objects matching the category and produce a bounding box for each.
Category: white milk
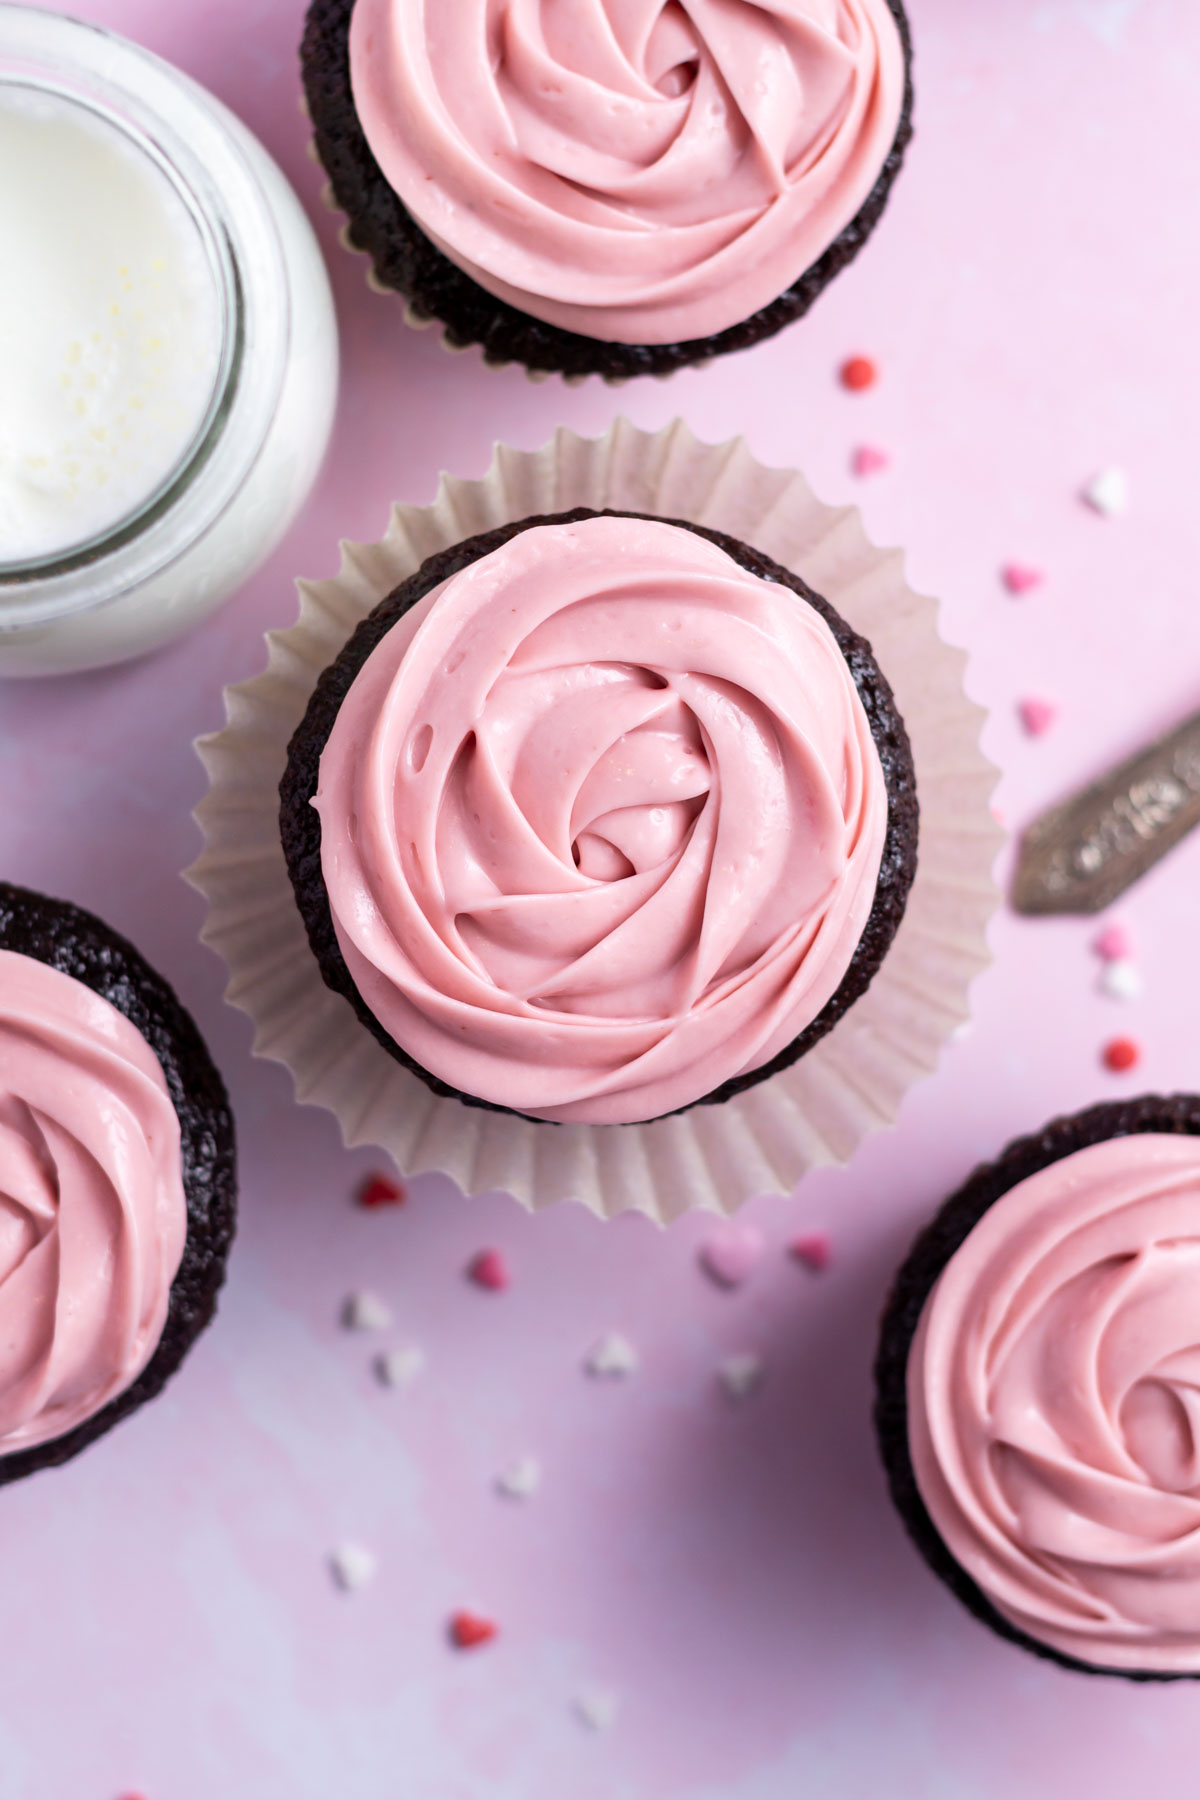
[0,85,223,566]
[0,5,339,676]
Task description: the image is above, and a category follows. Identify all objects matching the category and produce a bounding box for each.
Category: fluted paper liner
[188,420,1001,1222]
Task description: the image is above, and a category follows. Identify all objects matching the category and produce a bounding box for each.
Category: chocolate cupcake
[302,0,913,380]
[280,508,917,1127]
[0,881,236,1484]
[876,1096,1200,1680]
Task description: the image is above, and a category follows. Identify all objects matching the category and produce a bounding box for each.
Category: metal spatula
[1012,709,1200,915]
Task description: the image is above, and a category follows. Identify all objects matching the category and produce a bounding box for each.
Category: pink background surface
[4,1,1200,1795]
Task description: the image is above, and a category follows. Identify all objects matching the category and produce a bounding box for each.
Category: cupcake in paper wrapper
[188,420,999,1221]
[278,508,918,1123]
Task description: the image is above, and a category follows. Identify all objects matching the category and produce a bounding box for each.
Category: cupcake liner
[188,419,1001,1222]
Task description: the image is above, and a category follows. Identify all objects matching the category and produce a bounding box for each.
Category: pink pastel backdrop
[4,2,1200,1795]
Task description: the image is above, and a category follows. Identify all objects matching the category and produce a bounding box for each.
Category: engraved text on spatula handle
[1013,711,1200,914]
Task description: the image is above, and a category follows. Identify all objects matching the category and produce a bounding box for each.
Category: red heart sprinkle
[789,1233,832,1273]
[851,443,890,477]
[840,355,878,392]
[358,1172,406,1209]
[468,1248,510,1291]
[1103,1037,1141,1073]
[450,1610,498,1650]
[1001,562,1045,596]
[1018,696,1058,737]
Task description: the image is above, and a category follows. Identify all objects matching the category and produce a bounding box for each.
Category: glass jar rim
[0,4,290,630]
[0,73,241,583]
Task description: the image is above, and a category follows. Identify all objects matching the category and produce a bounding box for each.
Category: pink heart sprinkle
[789,1232,832,1274]
[1001,562,1045,596]
[1018,696,1058,738]
[851,443,890,477]
[1094,922,1135,962]
[699,1224,766,1290]
[468,1249,510,1292]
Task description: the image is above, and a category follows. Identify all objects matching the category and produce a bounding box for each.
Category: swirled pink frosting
[908,1133,1200,1672]
[347,0,907,345]
[0,950,187,1454]
[315,515,888,1124]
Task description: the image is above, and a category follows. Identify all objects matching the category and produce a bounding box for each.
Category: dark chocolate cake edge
[0,881,237,1485]
[299,0,915,380]
[873,1094,1200,1683]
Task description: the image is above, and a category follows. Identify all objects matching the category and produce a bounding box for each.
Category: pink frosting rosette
[314,515,889,1124]
[0,950,187,1453]
[909,1133,1200,1674]
[348,0,907,344]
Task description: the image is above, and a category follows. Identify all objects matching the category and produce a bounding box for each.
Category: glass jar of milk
[0,4,339,676]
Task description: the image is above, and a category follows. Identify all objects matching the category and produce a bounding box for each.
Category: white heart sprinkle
[574,1688,620,1733]
[496,1454,542,1500]
[585,1333,639,1379]
[375,1346,425,1387]
[1082,467,1129,517]
[343,1290,392,1331]
[329,1543,377,1592]
[1100,958,1143,1002]
[718,1352,764,1400]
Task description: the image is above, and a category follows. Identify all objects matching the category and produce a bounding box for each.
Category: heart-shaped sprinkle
[585,1332,639,1378]
[496,1454,542,1500]
[330,1543,377,1592]
[467,1248,510,1291]
[1082,467,1129,517]
[699,1223,765,1289]
[1018,696,1058,738]
[358,1171,405,1209]
[450,1610,497,1650]
[342,1290,392,1332]
[375,1346,425,1388]
[574,1689,620,1733]
[789,1232,832,1274]
[1094,921,1135,961]
[851,443,890,477]
[1001,562,1045,596]
[1100,958,1143,1002]
[718,1352,764,1400]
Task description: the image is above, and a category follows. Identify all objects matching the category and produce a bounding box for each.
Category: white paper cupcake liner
[188,419,1001,1222]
